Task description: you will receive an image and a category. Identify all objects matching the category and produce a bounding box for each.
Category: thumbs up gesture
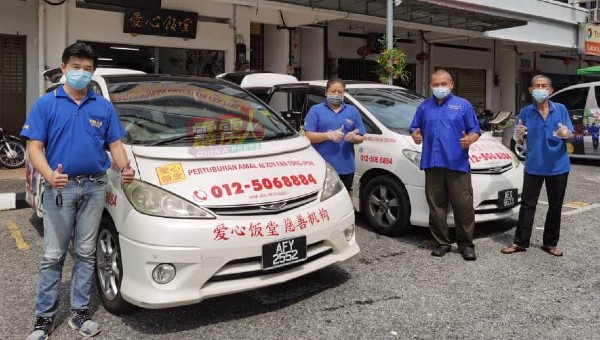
[121,159,136,185]
[460,131,472,149]
[514,119,527,144]
[411,128,422,144]
[553,122,573,139]
[327,125,345,142]
[48,163,68,189]
[344,128,359,143]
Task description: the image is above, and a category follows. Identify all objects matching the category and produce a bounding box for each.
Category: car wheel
[95,215,134,314]
[361,176,411,236]
[510,138,526,161]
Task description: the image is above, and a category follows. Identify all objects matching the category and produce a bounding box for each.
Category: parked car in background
[216,71,297,102]
[26,69,359,313]
[547,81,600,159]
[265,81,524,236]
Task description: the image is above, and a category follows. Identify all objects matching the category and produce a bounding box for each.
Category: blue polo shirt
[409,94,480,173]
[20,85,125,176]
[517,101,573,176]
[304,101,366,175]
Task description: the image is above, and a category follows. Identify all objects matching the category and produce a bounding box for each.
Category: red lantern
[416,51,430,64]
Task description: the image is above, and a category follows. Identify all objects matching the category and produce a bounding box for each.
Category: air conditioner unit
[590,8,600,23]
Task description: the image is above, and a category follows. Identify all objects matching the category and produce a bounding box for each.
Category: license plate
[262,236,307,270]
[498,188,518,209]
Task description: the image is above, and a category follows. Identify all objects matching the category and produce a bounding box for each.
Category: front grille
[471,163,513,175]
[208,191,319,216]
[204,240,332,283]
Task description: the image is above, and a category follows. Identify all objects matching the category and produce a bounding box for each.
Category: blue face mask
[532,89,550,103]
[66,69,93,90]
[432,86,451,100]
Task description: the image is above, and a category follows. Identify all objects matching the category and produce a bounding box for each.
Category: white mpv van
[26,69,359,313]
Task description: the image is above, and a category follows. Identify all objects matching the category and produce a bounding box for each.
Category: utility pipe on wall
[38,0,46,96]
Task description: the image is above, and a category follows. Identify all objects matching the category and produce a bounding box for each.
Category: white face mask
[532,89,550,103]
[432,86,451,100]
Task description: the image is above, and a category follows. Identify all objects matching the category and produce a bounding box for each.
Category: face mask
[326,94,344,106]
[532,89,549,103]
[432,86,451,100]
[66,69,93,90]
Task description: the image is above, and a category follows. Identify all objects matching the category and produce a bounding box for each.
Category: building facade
[0,0,594,134]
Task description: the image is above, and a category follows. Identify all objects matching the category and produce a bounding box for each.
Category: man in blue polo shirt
[409,69,481,261]
[304,77,365,193]
[21,42,135,339]
[501,74,573,257]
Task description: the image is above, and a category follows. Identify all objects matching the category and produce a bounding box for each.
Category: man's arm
[28,139,68,189]
[108,140,135,184]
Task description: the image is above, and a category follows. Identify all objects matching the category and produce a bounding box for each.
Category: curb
[0,192,28,211]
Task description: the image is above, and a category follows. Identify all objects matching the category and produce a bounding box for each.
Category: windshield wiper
[149,131,198,146]
[261,132,296,141]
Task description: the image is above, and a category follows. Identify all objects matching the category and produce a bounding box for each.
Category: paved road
[1,161,599,340]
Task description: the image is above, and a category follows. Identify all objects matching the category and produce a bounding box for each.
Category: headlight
[402,149,421,168]
[511,150,521,168]
[123,179,215,218]
[320,163,344,201]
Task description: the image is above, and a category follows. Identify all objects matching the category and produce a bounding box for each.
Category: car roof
[217,71,298,88]
[273,80,403,88]
[552,81,600,96]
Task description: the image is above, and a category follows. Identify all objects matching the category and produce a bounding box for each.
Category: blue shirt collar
[432,93,453,105]
[54,84,97,100]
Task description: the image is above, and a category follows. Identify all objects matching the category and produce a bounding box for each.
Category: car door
[551,85,590,155]
[266,84,310,131]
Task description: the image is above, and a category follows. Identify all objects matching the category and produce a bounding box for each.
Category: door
[0,34,26,135]
[550,86,589,155]
[267,84,310,131]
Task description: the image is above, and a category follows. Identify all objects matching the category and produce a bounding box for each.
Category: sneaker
[68,309,100,337]
[26,316,54,340]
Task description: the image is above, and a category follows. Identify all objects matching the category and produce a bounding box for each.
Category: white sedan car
[266,81,524,236]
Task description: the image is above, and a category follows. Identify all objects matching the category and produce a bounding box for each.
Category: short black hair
[61,42,98,69]
[326,77,346,91]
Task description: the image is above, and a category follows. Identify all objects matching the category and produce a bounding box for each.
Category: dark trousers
[425,168,475,248]
[513,172,569,248]
[592,137,598,150]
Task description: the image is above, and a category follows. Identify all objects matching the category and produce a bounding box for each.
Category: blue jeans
[34,174,107,317]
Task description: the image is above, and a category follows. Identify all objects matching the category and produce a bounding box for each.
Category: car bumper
[116,191,359,309]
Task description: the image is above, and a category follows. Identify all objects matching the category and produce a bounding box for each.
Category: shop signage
[86,0,161,10]
[123,8,198,39]
[580,23,600,56]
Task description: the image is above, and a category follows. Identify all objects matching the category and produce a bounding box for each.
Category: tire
[95,215,134,314]
[0,139,26,169]
[361,175,411,236]
[510,138,526,161]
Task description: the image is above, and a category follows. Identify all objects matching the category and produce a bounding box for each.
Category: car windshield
[347,87,425,130]
[108,80,296,146]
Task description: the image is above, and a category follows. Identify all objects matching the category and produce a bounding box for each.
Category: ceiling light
[110,46,140,51]
[98,57,113,61]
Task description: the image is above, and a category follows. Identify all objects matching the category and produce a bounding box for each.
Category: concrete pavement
[0,167,26,211]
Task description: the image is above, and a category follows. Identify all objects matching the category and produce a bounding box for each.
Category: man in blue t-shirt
[409,69,481,261]
[21,42,135,340]
[588,122,599,150]
[304,78,366,193]
[501,74,573,257]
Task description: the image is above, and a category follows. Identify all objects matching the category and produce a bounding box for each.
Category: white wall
[263,24,288,74]
[0,0,39,114]
[300,27,324,80]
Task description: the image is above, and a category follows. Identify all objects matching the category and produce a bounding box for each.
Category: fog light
[152,263,176,284]
[344,223,355,241]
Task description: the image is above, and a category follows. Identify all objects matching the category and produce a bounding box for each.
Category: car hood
[130,137,325,206]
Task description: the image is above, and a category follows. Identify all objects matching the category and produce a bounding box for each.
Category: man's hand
[121,159,135,185]
[344,129,359,143]
[327,125,344,142]
[411,128,422,145]
[460,131,472,149]
[554,123,573,139]
[47,164,68,189]
[514,119,527,144]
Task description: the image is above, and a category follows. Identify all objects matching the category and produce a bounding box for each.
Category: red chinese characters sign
[124,8,197,39]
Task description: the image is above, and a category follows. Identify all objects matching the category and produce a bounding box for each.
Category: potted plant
[375,35,409,84]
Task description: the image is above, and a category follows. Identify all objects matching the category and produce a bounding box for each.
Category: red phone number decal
[469,152,512,163]
[210,174,318,198]
[360,154,393,165]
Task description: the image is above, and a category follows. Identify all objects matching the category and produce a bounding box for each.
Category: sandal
[541,245,563,257]
[501,243,526,254]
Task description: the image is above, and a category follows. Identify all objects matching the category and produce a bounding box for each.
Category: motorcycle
[0,124,26,169]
